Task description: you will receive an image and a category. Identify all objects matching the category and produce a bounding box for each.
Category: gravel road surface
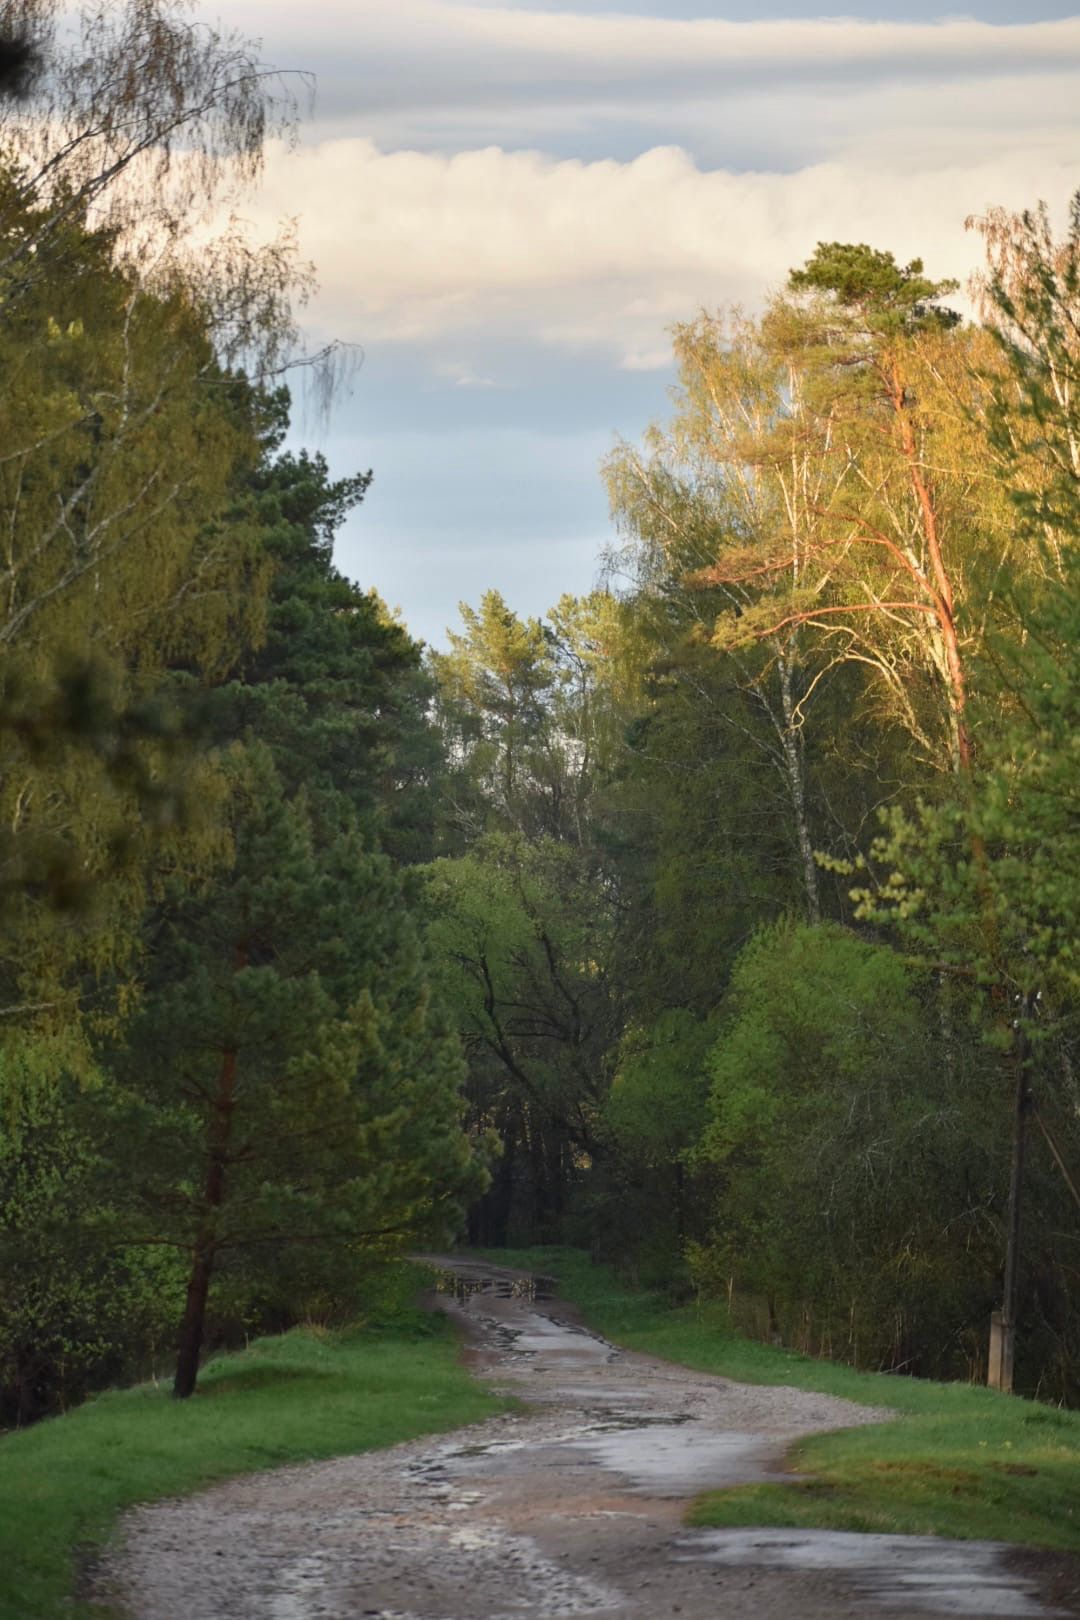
[94,1256,1077,1619]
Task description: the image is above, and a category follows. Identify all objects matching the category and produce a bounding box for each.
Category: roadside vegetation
[2,0,1079,1609]
[0,1266,505,1620]
[489,1248,1080,1553]
[1,0,483,1428]
[430,216,1080,1408]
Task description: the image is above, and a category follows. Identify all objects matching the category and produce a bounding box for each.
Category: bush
[0,1083,181,1425]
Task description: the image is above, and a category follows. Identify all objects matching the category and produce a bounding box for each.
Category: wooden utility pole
[988,1001,1032,1393]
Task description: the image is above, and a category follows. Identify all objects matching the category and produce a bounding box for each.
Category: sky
[218,0,1080,647]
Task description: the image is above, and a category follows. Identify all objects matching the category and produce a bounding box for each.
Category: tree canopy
[2,26,1078,1414]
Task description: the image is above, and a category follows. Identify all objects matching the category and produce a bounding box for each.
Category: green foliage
[0,180,468,1419]
[0,0,482,1445]
[0,383,475,1410]
[2,114,1079,1566]
[425,833,614,1243]
[788,242,961,333]
[0,180,271,1071]
[426,590,635,1243]
[435,229,1074,1404]
[758,242,1019,785]
[0,1083,182,1426]
[0,0,311,1082]
[702,921,923,1159]
[849,198,1080,1090]
[0,165,281,1419]
[976,191,1080,541]
[604,1009,717,1167]
[228,446,441,860]
[830,203,1080,1400]
[600,650,817,1014]
[583,1010,719,1288]
[432,590,555,841]
[691,921,1009,1378]
[97,745,480,1392]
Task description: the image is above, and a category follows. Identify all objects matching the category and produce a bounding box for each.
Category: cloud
[251,136,1080,367]
[427,4,1078,87]
[219,5,1080,162]
[619,347,674,373]
[248,3,1080,88]
[435,360,501,388]
[212,0,1080,641]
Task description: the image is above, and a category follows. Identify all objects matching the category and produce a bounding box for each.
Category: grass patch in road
[0,1264,505,1620]
[484,1246,1080,1553]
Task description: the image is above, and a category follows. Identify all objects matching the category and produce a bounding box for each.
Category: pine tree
[102,747,480,1397]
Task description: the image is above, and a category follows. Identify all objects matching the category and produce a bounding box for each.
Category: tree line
[2,0,1077,1424]
[424,215,1080,1402]
[0,0,482,1421]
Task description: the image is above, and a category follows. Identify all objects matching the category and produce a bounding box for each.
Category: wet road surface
[96,1256,1076,1619]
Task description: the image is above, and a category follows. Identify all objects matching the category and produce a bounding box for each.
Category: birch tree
[604,312,844,919]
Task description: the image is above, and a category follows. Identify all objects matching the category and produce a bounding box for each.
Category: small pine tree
[103,745,481,1397]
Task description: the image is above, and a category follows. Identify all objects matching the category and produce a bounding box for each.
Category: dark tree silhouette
[0,29,38,97]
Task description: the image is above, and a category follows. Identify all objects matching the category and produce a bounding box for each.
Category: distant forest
[2,0,1078,1422]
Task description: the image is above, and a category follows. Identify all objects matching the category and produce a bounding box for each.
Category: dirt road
[97,1257,1074,1619]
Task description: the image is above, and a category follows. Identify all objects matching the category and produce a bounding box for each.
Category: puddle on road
[558,1386,656,1404]
[430,1264,627,1375]
[437,1411,693,1469]
[413,1413,781,1502]
[507,1316,615,1361]
[445,1439,530,1459]
[673,1529,1064,1617]
[568,1425,787,1495]
[423,1261,1061,1612]
[432,1267,555,1304]
[580,1408,694,1432]
[268,1554,328,1620]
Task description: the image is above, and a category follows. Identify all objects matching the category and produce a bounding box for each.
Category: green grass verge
[0,1265,505,1620]
[484,1246,1080,1552]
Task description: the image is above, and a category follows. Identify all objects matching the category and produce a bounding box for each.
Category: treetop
[788,241,961,335]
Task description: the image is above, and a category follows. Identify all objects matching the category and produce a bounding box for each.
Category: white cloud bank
[254,137,1080,368]
[229,5,1080,159]
[224,0,1080,372]
[205,0,1080,640]
[246,3,1080,89]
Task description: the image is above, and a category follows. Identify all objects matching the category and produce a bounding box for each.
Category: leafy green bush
[693,921,1002,1378]
[0,1084,181,1425]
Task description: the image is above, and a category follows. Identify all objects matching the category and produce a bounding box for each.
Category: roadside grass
[0,1265,505,1620]
[484,1246,1080,1552]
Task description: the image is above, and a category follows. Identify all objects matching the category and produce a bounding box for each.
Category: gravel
[92,1258,1073,1620]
